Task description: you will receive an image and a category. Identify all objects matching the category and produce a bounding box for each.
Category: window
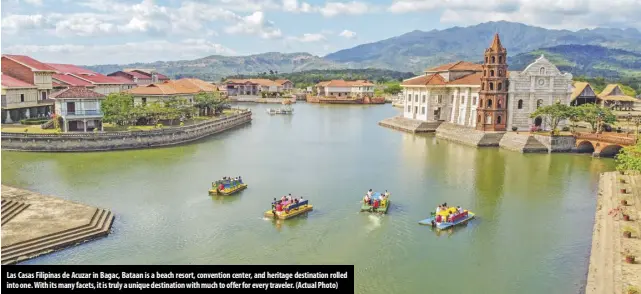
[461,96,465,104]
[482,83,485,90]
[422,95,426,103]
[518,99,523,109]
[414,106,418,113]
[498,82,502,90]
[437,95,442,104]
[487,99,492,108]
[540,67,546,75]
[20,94,25,102]
[499,70,503,77]
[491,56,496,63]
[490,70,495,77]
[41,92,47,100]
[497,116,502,124]
[407,105,411,112]
[142,97,147,106]
[499,56,503,63]
[421,107,426,114]
[489,83,494,91]
[415,95,418,102]
[473,97,477,105]
[497,99,502,108]
[451,95,454,103]
[486,115,492,124]
[407,95,411,102]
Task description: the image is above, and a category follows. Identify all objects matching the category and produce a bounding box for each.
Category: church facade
[400,34,573,132]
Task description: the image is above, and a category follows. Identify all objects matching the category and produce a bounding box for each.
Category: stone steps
[1,200,30,226]
[1,208,114,265]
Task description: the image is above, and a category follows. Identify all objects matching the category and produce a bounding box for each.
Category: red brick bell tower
[476,33,508,132]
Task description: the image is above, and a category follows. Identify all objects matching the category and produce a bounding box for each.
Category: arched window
[518,99,523,109]
[489,82,494,90]
[499,70,503,77]
[498,82,502,90]
[491,56,496,63]
[540,67,546,75]
[487,99,492,108]
[477,115,481,122]
[537,99,544,109]
[481,83,485,90]
[497,99,502,108]
[497,116,502,124]
[486,115,492,124]
[484,70,487,76]
[499,56,503,63]
[485,57,488,63]
[490,70,495,77]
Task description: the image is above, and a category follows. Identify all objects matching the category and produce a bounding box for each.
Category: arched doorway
[576,141,595,154]
[534,116,543,127]
[599,145,623,158]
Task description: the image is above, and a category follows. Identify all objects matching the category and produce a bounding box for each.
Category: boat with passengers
[361,189,390,214]
[209,176,247,195]
[265,195,312,220]
[418,203,475,230]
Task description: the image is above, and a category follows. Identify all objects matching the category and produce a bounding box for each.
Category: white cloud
[2,39,236,65]
[282,0,313,13]
[319,1,371,17]
[224,11,283,39]
[388,0,641,30]
[339,30,356,39]
[23,0,43,5]
[289,33,326,42]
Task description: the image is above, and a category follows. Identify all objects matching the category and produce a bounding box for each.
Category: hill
[86,52,348,81]
[225,69,416,87]
[324,21,641,73]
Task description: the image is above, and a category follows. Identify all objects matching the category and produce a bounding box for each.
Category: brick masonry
[1,111,252,152]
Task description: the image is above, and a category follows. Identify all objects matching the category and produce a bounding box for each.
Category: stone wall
[533,134,576,152]
[1,111,252,152]
[435,122,504,147]
[499,132,549,153]
[229,96,295,103]
[378,116,441,133]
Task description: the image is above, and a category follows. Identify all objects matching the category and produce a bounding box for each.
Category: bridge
[574,132,636,157]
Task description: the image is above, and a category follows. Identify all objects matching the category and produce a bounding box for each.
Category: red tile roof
[47,63,127,85]
[446,72,483,85]
[129,69,170,80]
[2,54,57,71]
[401,72,482,86]
[108,75,137,85]
[51,86,105,99]
[1,73,36,88]
[426,61,483,72]
[315,79,375,87]
[126,78,215,96]
[52,73,94,87]
[127,71,151,79]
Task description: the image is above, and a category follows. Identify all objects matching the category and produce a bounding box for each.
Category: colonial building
[224,79,291,96]
[47,63,132,95]
[275,79,294,91]
[107,69,170,86]
[127,78,218,105]
[400,34,574,132]
[314,80,375,98]
[506,55,573,131]
[1,54,57,122]
[52,87,105,132]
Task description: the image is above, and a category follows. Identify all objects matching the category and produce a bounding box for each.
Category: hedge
[20,118,50,125]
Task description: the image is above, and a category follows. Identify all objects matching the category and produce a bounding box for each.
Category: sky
[2,0,640,65]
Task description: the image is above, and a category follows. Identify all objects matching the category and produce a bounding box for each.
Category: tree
[101,93,135,126]
[616,140,641,172]
[529,102,573,134]
[383,83,402,95]
[194,92,228,116]
[574,103,616,133]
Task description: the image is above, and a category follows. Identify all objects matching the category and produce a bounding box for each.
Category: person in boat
[367,189,373,198]
[364,194,371,205]
[281,195,287,202]
[218,183,225,192]
[435,214,442,224]
[272,198,277,209]
[457,206,463,214]
[293,197,299,204]
[238,176,243,184]
[384,190,389,197]
[288,194,293,201]
[436,205,442,214]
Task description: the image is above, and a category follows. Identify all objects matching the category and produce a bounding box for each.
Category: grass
[1,124,58,134]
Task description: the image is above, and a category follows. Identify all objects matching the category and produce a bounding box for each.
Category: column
[64,119,68,132]
[101,120,104,131]
[450,89,458,123]
[83,119,87,132]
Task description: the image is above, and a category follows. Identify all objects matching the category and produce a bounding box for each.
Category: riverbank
[0,110,252,152]
[586,172,641,294]
[228,96,296,103]
[1,185,114,265]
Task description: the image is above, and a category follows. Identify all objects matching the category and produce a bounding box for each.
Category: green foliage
[101,92,135,126]
[383,82,402,95]
[194,92,228,116]
[617,139,641,172]
[54,128,61,135]
[573,103,616,132]
[19,118,49,125]
[529,102,574,133]
[226,69,414,88]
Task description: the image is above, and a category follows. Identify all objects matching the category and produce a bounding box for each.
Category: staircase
[1,200,30,226]
[40,119,54,129]
[1,207,114,265]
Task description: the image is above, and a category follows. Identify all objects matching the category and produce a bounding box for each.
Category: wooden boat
[360,192,390,214]
[266,108,293,115]
[209,179,248,195]
[264,199,313,220]
[418,208,475,230]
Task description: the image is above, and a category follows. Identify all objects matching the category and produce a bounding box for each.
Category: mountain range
[86,21,641,81]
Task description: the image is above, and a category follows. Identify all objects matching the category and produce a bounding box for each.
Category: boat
[418,207,475,230]
[266,108,294,115]
[209,178,248,195]
[360,192,390,214]
[264,199,313,220]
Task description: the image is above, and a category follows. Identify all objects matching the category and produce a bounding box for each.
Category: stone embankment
[585,172,641,294]
[378,116,442,133]
[1,185,115,265]
[1,110,252,152]
[229,96,296,103]
[499,132,549,153]
[435,122,504,147]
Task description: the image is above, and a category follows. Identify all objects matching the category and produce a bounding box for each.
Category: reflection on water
[1,103,616,294]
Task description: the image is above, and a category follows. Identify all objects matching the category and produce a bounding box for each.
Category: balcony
[61,110,103,117]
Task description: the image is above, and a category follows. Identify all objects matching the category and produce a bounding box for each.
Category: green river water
[1,103,614,294]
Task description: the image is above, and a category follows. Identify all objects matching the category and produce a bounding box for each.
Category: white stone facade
[402,85,480,127]
[507,55,573,131]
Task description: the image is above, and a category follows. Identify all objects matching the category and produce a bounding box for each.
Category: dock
[1,185,115,265]
[585,172,641,293]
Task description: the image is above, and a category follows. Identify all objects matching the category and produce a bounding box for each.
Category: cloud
[23,0,43,5]
[2,39,236,65]
[319,1,371,17]
[282,0,313,13]
[339,30,356,39]
[388,0,641,30]
[289,33,326,42]
[224,11,282,39]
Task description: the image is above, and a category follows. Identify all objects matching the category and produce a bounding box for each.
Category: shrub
[156,123,164,128]
[561,126,570,131]
[20,118,49,125]
[512,126,518,131]
[54,128,62,135]
[180,122,185,126]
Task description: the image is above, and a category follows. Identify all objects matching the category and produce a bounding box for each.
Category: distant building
[108,69,170,86]
[314,80,375,98]
[47,63,134,94]
[51,87,105,132]
[598,84,637,111]
[275,79,294,91]
[224,79,292,96]
[1,54,57,123]
[126,78,218,105]
[570,82,600,106]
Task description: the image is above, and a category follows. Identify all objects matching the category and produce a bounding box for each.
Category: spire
[489,33,503,51]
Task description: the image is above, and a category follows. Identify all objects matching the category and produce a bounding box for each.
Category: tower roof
[487,33,506,52]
